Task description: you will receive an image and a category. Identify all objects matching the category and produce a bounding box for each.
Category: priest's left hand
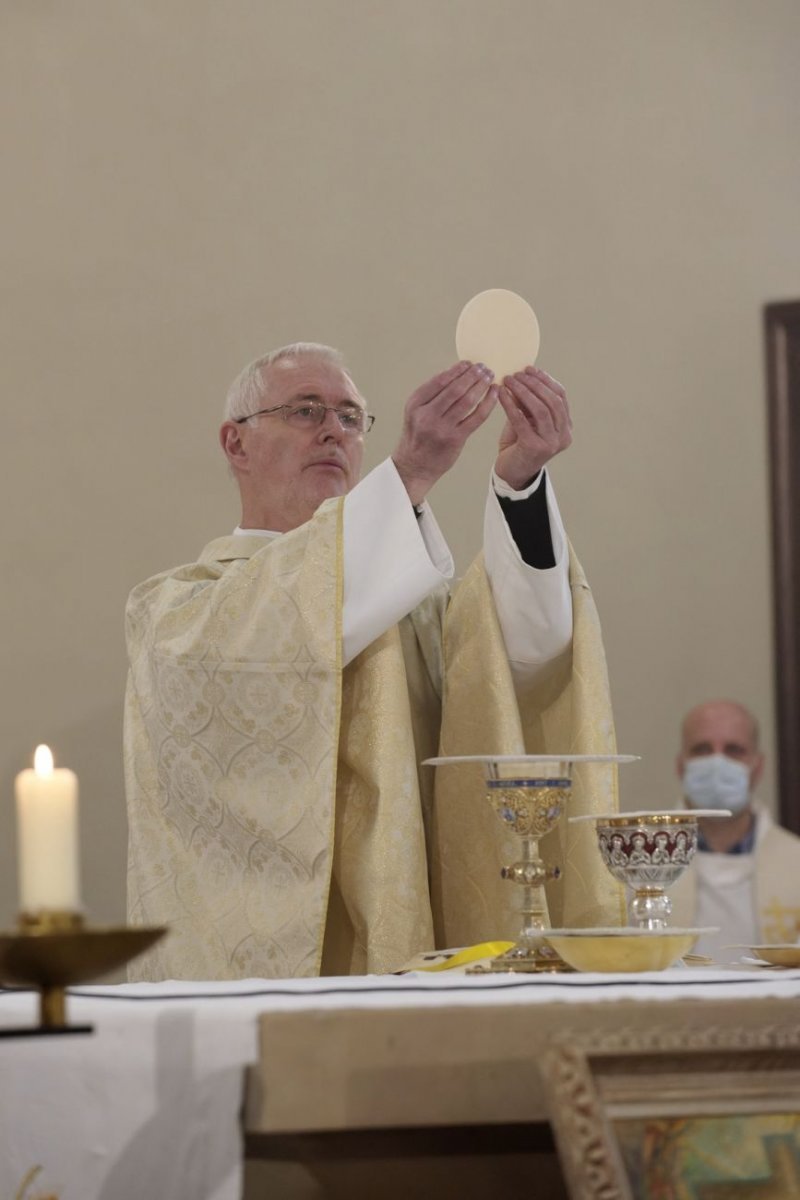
[493,367,572,489]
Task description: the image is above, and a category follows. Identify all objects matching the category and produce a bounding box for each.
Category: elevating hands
[391,361,498,506]
[391,360,571,505]
[494,366,572,490]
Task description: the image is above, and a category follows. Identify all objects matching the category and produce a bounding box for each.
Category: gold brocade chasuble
[430,548,626,944]
[125,498,623,981]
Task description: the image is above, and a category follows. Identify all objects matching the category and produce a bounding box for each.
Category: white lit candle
[15,744,81,913]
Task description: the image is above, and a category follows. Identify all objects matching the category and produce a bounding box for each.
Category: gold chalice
[425,754,638,972]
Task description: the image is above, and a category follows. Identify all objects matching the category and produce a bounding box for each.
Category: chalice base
[467,939,573,974]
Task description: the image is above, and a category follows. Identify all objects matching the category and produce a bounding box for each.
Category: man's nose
[318,408,344,439]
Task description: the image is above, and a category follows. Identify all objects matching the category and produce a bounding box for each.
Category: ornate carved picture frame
[544,1024,800,1199]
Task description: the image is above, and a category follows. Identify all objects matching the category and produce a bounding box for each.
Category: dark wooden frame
[765,301,800,833]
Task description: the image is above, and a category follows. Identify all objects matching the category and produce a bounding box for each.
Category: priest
[124,342,623,979]
[671,698,800,962]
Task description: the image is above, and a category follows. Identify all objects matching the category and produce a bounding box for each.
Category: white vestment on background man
[671,807,800,963]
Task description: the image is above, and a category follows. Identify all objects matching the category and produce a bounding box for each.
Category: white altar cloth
[2,968,800,1200]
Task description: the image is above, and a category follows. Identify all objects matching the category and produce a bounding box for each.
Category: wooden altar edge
[244,995,800,1136]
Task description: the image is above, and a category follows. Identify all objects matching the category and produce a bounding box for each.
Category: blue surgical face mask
[682,753,751,813]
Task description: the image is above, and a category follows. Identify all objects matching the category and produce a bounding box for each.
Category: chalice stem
[519,836,547,946]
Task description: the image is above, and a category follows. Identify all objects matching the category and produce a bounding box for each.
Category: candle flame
[33,744,54,775]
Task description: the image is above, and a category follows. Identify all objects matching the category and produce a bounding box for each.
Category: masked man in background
[125,343,622,980]
[671,698,800,962]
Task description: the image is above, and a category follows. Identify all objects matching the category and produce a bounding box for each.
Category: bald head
[680,700,760,759]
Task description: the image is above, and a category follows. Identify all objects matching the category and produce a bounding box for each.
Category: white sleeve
[341,458,454,664]
[484,469,573,691]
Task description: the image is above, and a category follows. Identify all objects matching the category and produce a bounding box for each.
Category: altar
[3,968,800,1199]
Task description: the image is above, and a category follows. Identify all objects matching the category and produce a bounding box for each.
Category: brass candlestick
[0,910,166,1034]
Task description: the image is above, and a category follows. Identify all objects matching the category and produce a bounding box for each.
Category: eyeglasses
[235,401,375,434]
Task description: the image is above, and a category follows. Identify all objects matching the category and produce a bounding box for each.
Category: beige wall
[1,1,798,931]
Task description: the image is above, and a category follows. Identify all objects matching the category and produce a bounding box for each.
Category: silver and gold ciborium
[571,808,730,930]
[425,754,637,972]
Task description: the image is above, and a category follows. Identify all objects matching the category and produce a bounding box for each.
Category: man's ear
[750,751,765,792]
[675,753,685,782]
[219,421,248,471]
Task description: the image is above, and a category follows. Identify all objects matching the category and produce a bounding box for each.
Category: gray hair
[223,342,351,422]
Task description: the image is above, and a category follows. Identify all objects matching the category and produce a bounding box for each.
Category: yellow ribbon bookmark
[415,941,515,972]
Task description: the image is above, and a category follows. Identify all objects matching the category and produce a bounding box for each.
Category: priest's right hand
[391,362,498,507]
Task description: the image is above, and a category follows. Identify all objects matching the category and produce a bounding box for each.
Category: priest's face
[223,358,366,531]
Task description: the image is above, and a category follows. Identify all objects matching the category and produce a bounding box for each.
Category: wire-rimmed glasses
[234,401,375,434]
